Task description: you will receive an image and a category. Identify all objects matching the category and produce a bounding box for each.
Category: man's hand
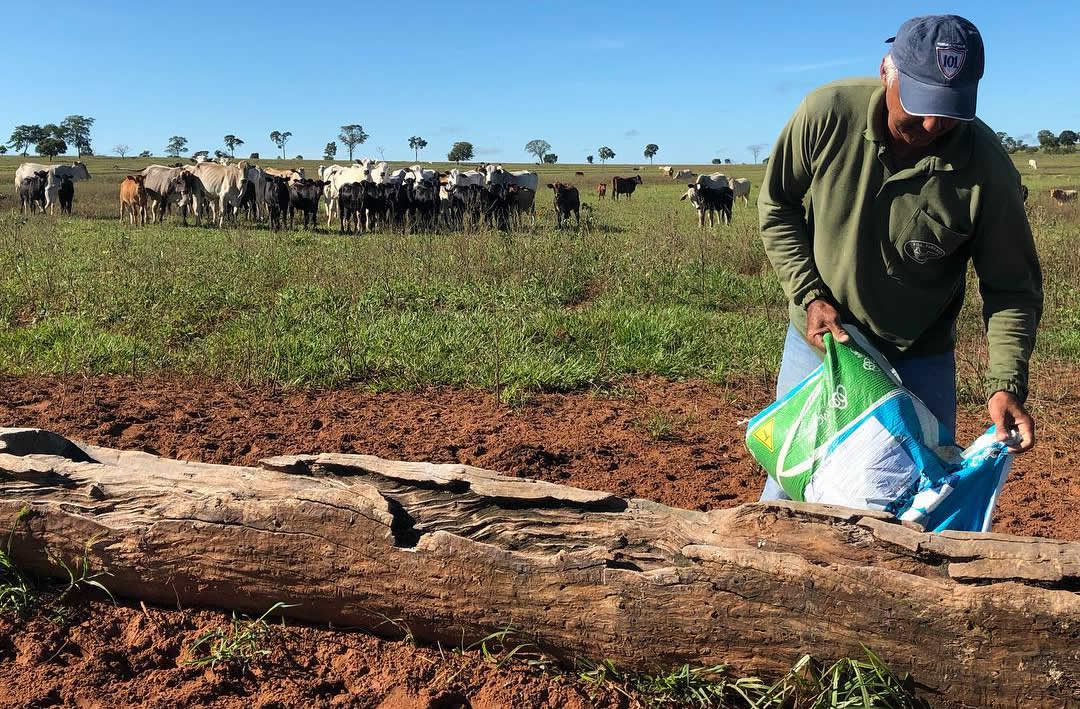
[988,391,1035,454]
[806,299,850,350]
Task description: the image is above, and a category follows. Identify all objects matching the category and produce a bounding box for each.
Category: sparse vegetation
[184,601,296,670]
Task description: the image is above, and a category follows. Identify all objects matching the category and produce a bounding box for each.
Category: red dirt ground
[2,373,1078,707]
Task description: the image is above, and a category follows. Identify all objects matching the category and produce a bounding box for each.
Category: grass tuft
[184,601,297,670]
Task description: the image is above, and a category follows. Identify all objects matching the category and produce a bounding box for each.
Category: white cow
[728,177,751,206]
[385,168,410,185]
[1028,159,1038,170]
[15,161,92,214]
[659,165,673,177]
[184,161,249,227]
[409,164,438,185]
[695,172,728,190]
[140,165,199,223]
[485,165,539,191]
[321,164,371,227]
[673,169,695,180]
[264,167,305,183]
[446,169,485,188]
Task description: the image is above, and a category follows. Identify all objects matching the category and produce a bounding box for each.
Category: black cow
[262,175,290,231]
[289,178,325,230]
[547,182,580,228]
[338,182,364,233]
[233,180,258,221]
[479,183,514,230]
[19,171,48,214]
[680,183,733,227]
[58,176,74,214]
[611,175,643,201]
[444,183,484,228]
[361,181,390,232]
[1020,184,1029,203]
[411,178,440,231]
[386,180,415,230]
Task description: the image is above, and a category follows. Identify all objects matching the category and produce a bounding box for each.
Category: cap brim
[898,71,977,121]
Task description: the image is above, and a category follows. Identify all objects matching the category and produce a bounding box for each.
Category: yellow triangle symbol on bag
[753,418,776,452]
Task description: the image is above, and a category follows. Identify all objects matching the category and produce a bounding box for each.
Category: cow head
[680,184,698,203]
[34,170,49,180]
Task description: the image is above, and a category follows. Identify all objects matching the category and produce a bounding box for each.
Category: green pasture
[0,153,1077,404]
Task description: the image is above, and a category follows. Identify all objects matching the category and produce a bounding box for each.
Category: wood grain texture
[1,428,1078,708]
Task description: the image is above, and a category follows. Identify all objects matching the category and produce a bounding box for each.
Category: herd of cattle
[13,158,761,232]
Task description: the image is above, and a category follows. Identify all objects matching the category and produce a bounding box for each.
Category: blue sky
[2,1,1077,164]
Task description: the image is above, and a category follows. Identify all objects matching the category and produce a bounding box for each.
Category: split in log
[1,427,1079,709]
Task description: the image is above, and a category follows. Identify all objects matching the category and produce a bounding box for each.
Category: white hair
[883,53,898,86]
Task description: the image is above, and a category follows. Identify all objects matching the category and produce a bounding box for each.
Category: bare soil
[2,373,1077,707]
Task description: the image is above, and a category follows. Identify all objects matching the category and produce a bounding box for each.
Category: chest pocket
[886,208,970,283]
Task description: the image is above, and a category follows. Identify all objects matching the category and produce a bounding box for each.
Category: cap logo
[936,43,966,80]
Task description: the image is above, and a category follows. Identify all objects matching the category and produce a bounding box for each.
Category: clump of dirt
[0,598,619,709]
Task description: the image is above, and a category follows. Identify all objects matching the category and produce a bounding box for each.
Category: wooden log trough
[1,427,1078,708]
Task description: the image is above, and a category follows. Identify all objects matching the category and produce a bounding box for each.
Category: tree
[0,145,7,155]
[270,130,292,159]
[60,115,95,156]
[724,158,732,164]
[214,150,228,159]
[338,124,369,161]
[1059,130,1078,147]
[643,143,659,163]
[448,141,474,163]
[324,141,338,160]
[711,158,723,165]
[376,145,385,160]
[295,155,303,160]
[586,155,594,164]
[223,135,244,157]
[525,139,551,163]
[114,144,130,158]
[542,154,558,164]
[1037,129,1059,149]
[138,150,151,158]
[996,131,1019,154]
[166,136,188,157]
[408,136,428,162]
[748,143,768,162]
[36,137,67,160]
[597,146,615,164]
[8,125,46,156]
[249,152,260,159]
[192,150,209,160]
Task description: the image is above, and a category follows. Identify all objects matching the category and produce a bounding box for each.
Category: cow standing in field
[1028,159,1038,170]
[262,176,291,231]
[673,169,695,180]
[484,165,539,192]
[548,182,580,227]
[58,176,74,214]
[119,175,149,225]
[186,161,249,227]
[611,175,642,201]
[288,179,325,230]
[14,161,92,214]
[1050,188,1078,204]
[596,183,607,199]
[681,182,733,227]
[18,171,48,214]
[141,165,201,224]
[728,177,751,206]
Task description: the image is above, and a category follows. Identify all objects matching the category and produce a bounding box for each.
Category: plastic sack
[745,332,1013,532]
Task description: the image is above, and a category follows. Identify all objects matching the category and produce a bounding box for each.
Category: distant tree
[223,134,244,157]
[60,115,95,156]
[114,144,130,158]
[408,136,428,162]
[996,131,1019,154]
[138,150,151,158]
[542,154,558,164]
[376,145,385,160]
[36,137,67,159]
[748,143,768,162]
[724,158,732,164]
[448,141,474,163]
[8,125,46,156]
[214,149,228,159]
[270,130,292,159]
[1059,130,1078,147]
[1037,129,1059,149]
[597,146,615,164]
[324,141,338,160]
[338,124,369,161]
[295,155,303,160]
[249,152,260,159]
[525,139,551,163]
[586,155,594,164]
[643,143,659,163]
[192,150,209,160]
[762,157,770,165]
[711,158,723,165]
[1025,145,1038,153]
[0,145,7,155]
[165,136,188,157]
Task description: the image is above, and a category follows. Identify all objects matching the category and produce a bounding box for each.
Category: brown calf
[596,183,607,199]
[119,175,148,225]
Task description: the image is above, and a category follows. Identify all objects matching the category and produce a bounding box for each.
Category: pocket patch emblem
[904,240,946,264]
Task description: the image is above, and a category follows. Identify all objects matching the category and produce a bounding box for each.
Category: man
[757,15,1042,501]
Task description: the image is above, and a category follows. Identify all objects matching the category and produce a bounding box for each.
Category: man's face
[881,72,960,150]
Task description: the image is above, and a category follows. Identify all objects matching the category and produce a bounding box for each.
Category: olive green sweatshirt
[759,78,1043,401]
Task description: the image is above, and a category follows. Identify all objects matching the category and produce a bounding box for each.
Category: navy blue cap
[886,15,984,121]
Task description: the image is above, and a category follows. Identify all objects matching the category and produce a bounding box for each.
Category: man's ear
[879,56,888,88]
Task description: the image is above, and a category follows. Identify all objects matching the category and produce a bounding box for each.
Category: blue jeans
[758,323,957,501]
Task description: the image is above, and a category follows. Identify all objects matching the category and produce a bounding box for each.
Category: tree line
[997,129,1079,154]
[5,116,95,159]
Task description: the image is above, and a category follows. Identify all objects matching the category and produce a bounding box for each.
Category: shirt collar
[864,85,972,172]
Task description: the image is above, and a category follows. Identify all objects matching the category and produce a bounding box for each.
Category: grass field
[1,153,1078,405]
